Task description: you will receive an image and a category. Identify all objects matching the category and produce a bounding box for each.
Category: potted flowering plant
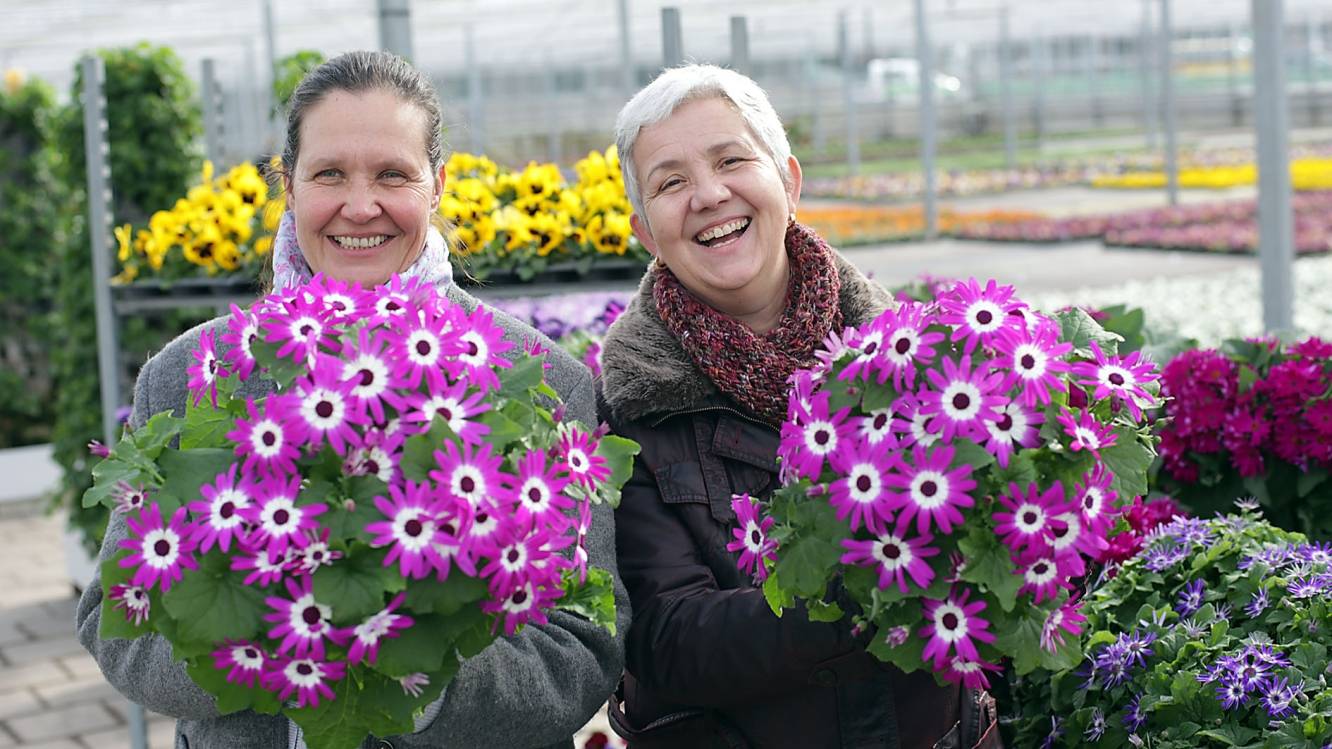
[1157,336,1332,540]
[83,275,636,749]
[1011,502,1332,748]
[736,278,1160,690]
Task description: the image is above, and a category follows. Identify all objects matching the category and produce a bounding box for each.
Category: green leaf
[185,654,283,716]
[312,547,400,626]
[372,613,454,677]
[595,434,641,500]
[773,535,843,598]
[990,451,1039,490]
[1099,429,1153,500]
[498,354,546,400]
[477,408,524,451]
[399,416,457,482]
[992,606,1045,675]
[158,447,234,516]
[557,566,618,635]
[322,478,388,544]
[957,526,1022,611]
[806,598,845,623]
[133,411,187,457]
[402,573,488,617]
[83,459,148,509]
[1296,468,1329,498]
[762,569,794,616]
[865,603,927,673]
[249,339,305,390]
[357,667,453,740]
[1056,307,1123,356]
[181,396,237,450]
[860,380,899,413]
[161,552,267,648]
[948,439,995,473]
[288,679,383,749]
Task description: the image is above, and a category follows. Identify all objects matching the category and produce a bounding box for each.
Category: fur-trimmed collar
[599,251,895,424]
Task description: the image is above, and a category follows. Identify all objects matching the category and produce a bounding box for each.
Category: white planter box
[64,518,99,594]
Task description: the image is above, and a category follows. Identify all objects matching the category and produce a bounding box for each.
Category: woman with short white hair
[598,64,998,748]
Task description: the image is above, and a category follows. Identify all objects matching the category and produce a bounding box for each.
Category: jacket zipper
[649,404,780,433]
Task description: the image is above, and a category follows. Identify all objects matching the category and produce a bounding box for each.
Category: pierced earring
[653,256,668,272]
[788,212,797,226]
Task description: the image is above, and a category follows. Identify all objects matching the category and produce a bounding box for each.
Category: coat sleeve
[406,363,630,748]
[73,352,223,722]
[612,416,868,709]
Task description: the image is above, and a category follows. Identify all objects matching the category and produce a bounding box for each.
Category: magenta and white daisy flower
[1074,464,1118,535]
[556,427,612,491]
[785,369,822,421]
[875,302,946,390]
[244,474,327,558]
[460,500,507,560]
[402,380,491,444]
[727,494,778,581]
[827,439,898,533]
[227,394,304,476]
[366,480,446,580]
[992,481,1067,557]
[337,328,405,426]
[937,278,1025,354]
[889,393,940,449]
[840,525,939,594]
[112,481,152,515]
[346,593,413,666]
[262,299,335,365]
[109,583,151,625]
[509,450,574,528]
[212,640,267,687]
[231,548,288,587]
[431,440,506,507]
[388,303,464,391]
[1048,508,1104,568]
[261,655,346,709]
[982,401,1044,468]
[886,444,976,535]
[187,328,230,408]
[481,522,565,596]
[858,408,898,448]
[263,575,347,659]
[429,503,479,581]
[919,355,1006,443]
[399,673,430,698]
[482,579,564,636]
[188,464,254,553]
[342,433,404,485]
[1070,341,1160,419]
[292,357,361,455]
[370,276,418,321]
[944,656,1003,690]
[221,304,261,382]
[778,392,854,480]
[1017,553,1068,604]
[837,318,890,383]
[1056,409,1118,454]
[993,320,1072,408]
[920,587,996,670]
[813,326,856,375]
[307,274,372,323]
[456,306,515,393]
[118,503,198,593]
[1040,598,1087,654]
[291,528,342,575]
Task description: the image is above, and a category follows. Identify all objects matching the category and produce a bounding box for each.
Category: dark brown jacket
[598,254,977,749]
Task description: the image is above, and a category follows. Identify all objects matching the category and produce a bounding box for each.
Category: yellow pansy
[585,212,632,256]
[528,211,572,257]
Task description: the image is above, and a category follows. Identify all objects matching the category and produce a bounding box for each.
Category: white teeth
[332,235,389,249]
[695,219,750,244]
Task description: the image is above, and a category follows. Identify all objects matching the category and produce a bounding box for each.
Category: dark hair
[280,50,446,178]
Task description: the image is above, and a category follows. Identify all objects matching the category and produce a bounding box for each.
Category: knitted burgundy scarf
[654,221,843,424]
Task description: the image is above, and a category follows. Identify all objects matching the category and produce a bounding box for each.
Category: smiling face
[630,96,802,331]
[285,88,445,287]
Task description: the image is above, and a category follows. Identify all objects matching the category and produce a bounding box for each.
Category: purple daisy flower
[1070,341,1159,420]
[337,327,406,428]
[508,450,573,529]
[111,481,151,515]
[187,328,230,408]
[982,401,1044,468]
[456,305,516,393]
[426,500,479,581]
[1017,553,1070,604]
[388,302,465,391]
[888,393,940,450]
[838,318,891,383]
[231,547,288,587]
[482,578,565,636]
[212,640,267,688]
[993,482,1066,558]
[1056,409,1117,454]
[1215,673,1249,711]
[261,655,346,709]
[221,304,261,382]
[1260,675,1301,719]
[827,438,898,533]
[1084,707,1107,742]
[1073,464,1118,536]
[1142,540,1189,572]
[943,656,1002,690]
[993,318,1072,408]
[728,494,779,581]
[874,302,945,391]
[1122,692,1147,731]
[346,593,414,666]
[920,587,996,669]
[1287,575,1327,599]
[227,395,305,476]
[118,503,198,593]
[1040,597,1086,653]
[370,275,417,321]
[556,427,612,491]
[840,524,938,594]
[366,480,447,580]
[343,432,404,485]
[263,575,347,659]
[399,673,430,698]
[402,381,492,444]
[779,391,855,480]
[307,274,372,323]
[886,444,976,535]
[1245,588,1270,618]
[292,356,361,455]
[188,464,255,553]
[261,298,335,366]
[857,408,898,449]
[919,355,1006,443]
[937,278,1024,354]
[109,583,151,625]
[244,474,327,558]
[481,521,566,597]
[431,440,506,508]
[290,528,341,575]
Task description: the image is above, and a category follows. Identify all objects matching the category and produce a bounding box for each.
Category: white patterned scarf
[270,209,454,291]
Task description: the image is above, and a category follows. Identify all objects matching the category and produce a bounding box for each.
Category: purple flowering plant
[1013,502,1332,748]
[746,278,1161,691]
[82,275,637,749]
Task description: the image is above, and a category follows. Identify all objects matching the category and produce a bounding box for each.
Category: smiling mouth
[694,218,751,247]
[330,235,390,250]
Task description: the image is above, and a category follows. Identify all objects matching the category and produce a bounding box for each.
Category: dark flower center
[299,324,313,337]
[386,301,401,311]
[358,369,374,387]
[297,663,313,676]
[996,414,1014,431]
[895,337,912,355]
[864,341,879,355]
[220,502,235,519]
[512,590,528,604]
[460,476,476,493]
[975,310,993,325]
[873,413,888,430]
[332,300,347,311]
[302,606,321,625]
[262,431,278,447]
[1034,562,1049,575]
[942,612,959,630]
[416,340,432,357]
[527,487,543,503]
[153,539,171,557]
[1083,495,1096,510]
[884,543,902,560]
[467,341,479,356]
[750,529,761,544]
[405,519,423,537]
[1021,354,1036,370]
[476,512,489,524]
[856,475,873,492]
[1022,511,1038,525]
[952,393,971,411]
[1109,372,1126,386]
[273,509,290,525]
[920,481,938,497]
[507,549,520,563]
[814,429,830,446]
[244,648,258,660]
[364,459,380,474]
[439,407,454,421]
[315,401,334,418]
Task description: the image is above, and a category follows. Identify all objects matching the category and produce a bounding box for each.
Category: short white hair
[614,64,793,221]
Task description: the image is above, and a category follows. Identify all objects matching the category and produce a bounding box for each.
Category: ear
[630,213,659,258]
[283,172,295,212]
[432,162,447,208]
[784,155,803,215]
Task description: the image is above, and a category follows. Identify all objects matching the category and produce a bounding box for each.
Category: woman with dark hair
[598,64,999,748]
[76,50,628,749]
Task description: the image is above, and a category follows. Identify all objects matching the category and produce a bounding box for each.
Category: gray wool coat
[75,284,629,749]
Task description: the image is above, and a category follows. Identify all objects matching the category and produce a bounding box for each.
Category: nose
[340,182,383,223]
[689,172,730,212]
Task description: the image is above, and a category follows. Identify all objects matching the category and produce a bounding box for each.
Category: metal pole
[662,7,683,69]
[618,0,634,96]
[544,49,560,165]
[839,10,859,177]
[1160,0,1179,206]
[465,24,483,153]
[1000,6,1016,170]
[730,16,751,75]
[377,0,414,61]
[261,0,279,149]
[1253,0,1295,333]
[863,6,875,62]
[1306,15,1320,126]
[1139,0,1157,149]
[1031,35,1046,152]
[200,58,224,168]
[914,0,938,240]
[81,55,147,749]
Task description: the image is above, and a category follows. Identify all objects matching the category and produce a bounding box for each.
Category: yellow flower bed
[114,160,277,282]
[1092,158,1332,191]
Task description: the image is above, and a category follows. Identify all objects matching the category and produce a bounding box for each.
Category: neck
[718,254,791,334]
